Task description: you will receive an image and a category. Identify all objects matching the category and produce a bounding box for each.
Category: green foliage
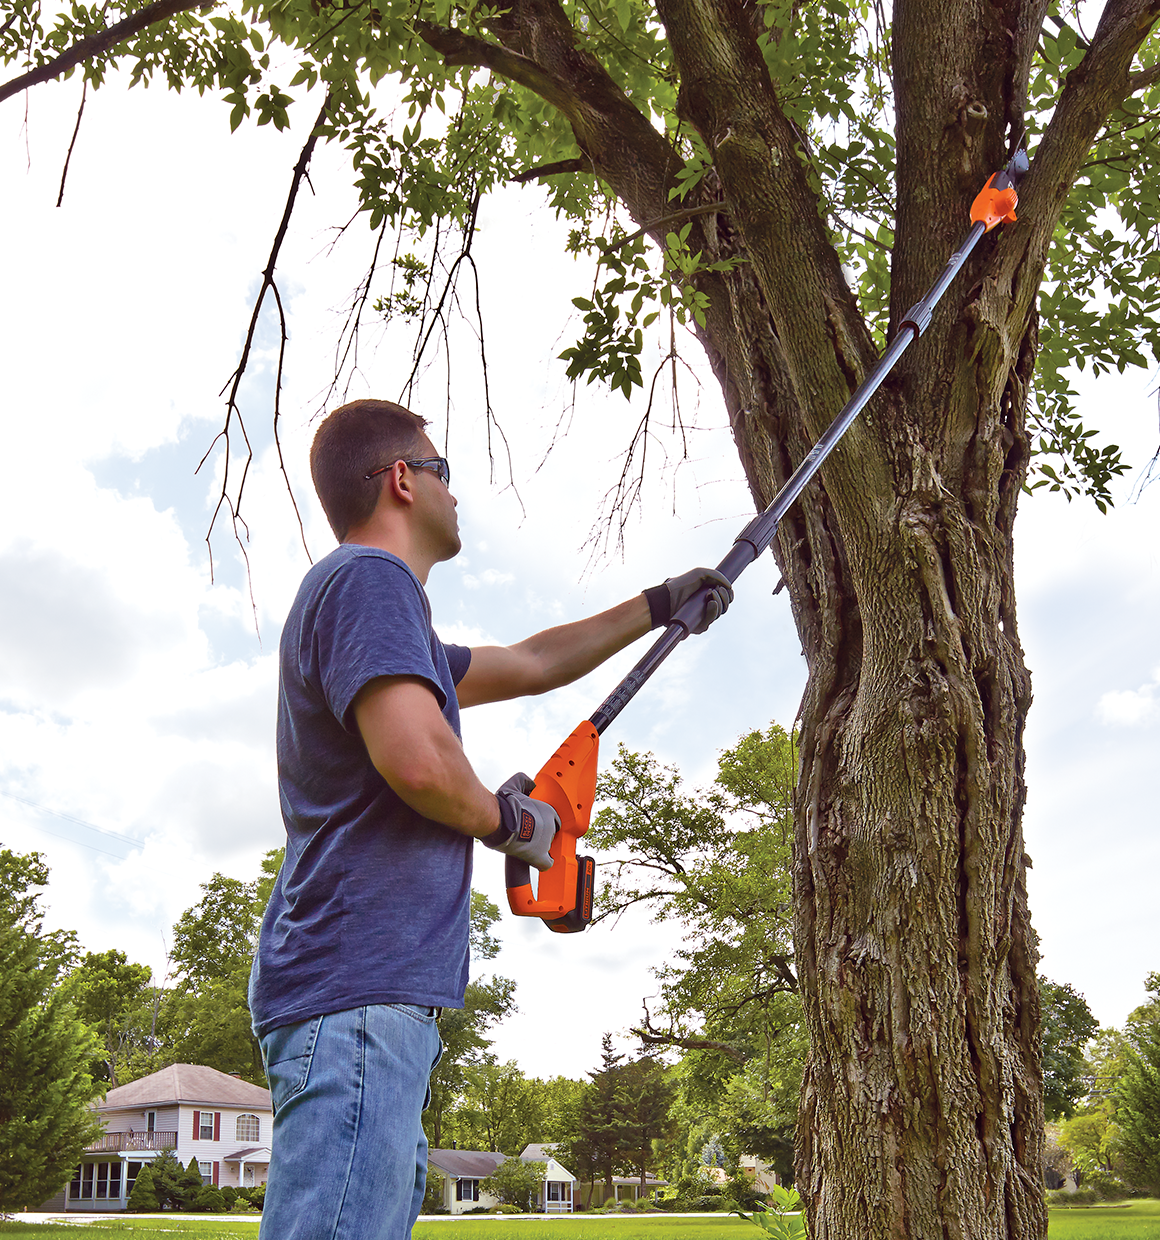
[589,725,804,1183]
[0,847,104,1213]
[126,1164,160,1212]
[61,949,154,1087]
[1116,973,1160,1193]
[423,890,518,1148]
[145,1149,188,1209]
[1041,977,1101,1120]
[737,1184,807,1239]
[480,1157,546,1209]
[2,0,1151,506]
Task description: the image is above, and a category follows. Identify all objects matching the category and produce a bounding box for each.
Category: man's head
[311,399,430,542]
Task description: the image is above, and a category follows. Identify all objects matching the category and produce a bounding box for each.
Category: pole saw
[506,150,1031,934]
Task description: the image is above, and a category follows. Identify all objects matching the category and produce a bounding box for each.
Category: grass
[3,1201,1158,1238]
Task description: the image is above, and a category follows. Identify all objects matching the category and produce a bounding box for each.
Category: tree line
[3,723,1158,1212]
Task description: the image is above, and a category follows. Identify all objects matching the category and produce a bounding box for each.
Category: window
[198,1112,215,1140]
[547,1182,562,1201]
[198,1161,213,1185]
[127,1162,142,1195]
[69,1168,82,1200]
[145,1111,156,1134]
[236,1114,261,1142]
[456,1179,480,1202]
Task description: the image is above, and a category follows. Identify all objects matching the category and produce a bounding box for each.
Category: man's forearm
[511,594,652,694]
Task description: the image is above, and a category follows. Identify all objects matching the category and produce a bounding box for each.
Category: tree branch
[510,156,588,183]
[0,0,211,105]
[632,1004,747,1062]
[198,92,329,588]
[1127,62,1160,94]
[601,200,727,255]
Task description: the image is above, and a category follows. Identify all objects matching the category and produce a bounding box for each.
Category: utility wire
[0,789,143,859]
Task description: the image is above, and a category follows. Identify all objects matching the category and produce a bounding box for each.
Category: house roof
[427,1150,507,1178]
[98,1064,271,1112]
[221,1147,272,1162]
[520,1144,558,1161]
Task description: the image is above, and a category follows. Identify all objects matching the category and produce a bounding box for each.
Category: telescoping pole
[506,150,1029,932]
[588,149,1029,735]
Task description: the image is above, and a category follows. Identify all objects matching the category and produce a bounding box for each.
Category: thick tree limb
[0,0,211,105]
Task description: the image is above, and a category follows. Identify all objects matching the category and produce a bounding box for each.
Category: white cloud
[1097,670,1160,726]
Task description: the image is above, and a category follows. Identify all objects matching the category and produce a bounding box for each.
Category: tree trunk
[416,0,1160,1229]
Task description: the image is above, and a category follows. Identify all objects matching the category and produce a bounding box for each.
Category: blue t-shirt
[250,544,474,1037]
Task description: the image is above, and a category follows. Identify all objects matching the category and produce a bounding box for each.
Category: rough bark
[414,0,1160,1232]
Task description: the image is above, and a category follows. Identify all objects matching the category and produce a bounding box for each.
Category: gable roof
[98,1064,271,1112]
[427,1150,507,1178]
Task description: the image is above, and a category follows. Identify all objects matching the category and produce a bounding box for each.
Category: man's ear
[385,460,415,506]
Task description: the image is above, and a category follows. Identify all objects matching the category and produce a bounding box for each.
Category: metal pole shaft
[588,219,989,736]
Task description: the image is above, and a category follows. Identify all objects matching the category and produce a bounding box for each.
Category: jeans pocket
[261,1015,323,1114]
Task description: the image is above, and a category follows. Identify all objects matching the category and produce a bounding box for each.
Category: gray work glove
[644,567,734,635]
[484,773,559,872]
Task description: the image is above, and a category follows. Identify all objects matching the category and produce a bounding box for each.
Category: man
[250,398,731,1239]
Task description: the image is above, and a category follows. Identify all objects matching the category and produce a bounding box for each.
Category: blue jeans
[258,1004,443,1240]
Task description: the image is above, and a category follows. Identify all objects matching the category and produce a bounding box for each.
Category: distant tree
[0,848,103,1213]
[454,1061,537,1153]
[1116,973,1160,1194]
[481,1157,546,1210]
[127,1164,160,1211]
[146,1149,186,1209]
[423,891,516,1148]
[62,948,155,1088]
[566,1035,635,1203]
[1040,977,1100,1120]
[619,1056,675,1190]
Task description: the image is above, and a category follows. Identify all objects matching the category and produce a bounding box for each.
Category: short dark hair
[310,399,429,542]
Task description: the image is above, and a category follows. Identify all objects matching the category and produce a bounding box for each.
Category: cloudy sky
[2,72,1157,1080]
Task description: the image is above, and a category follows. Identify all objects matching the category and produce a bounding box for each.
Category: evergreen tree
[1117,973,1160,1194]
[619,1057,675,1190]
[567,1035,634,1204]
[180,1156,207,1209]
[127,1165,159,1212]
[146,1149,185,1209]
[0,848,103,1212]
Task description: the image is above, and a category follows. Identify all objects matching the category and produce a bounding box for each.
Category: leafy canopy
[4,0,1157,507]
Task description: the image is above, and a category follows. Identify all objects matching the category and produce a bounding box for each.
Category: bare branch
[0,0,211,105]
[1127,62,1160,93]
[631,1003,747,1062]
[198,93,329,586]
[55,79,86,207]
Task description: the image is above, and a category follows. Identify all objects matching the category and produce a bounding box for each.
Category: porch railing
[85,1131,178,1152]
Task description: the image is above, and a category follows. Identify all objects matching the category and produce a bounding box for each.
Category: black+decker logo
[518,810,536,841]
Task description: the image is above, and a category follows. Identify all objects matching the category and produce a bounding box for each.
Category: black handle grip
[505,854,531,890]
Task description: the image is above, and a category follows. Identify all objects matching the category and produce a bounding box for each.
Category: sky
[2,71,1158,1082]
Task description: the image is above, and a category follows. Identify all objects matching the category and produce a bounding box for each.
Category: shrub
[193,1185,227,1213]
[220,1185,238,1207]
[231,1198,259,1214]
[127,1166,159,1213]
[1046,1188,1098,1207]
[492,1204,522,1214]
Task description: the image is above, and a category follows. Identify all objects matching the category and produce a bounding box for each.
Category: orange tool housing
[506,720,599,928]
[970,173,1019,232]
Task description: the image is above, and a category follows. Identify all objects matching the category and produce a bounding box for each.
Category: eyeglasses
[365,457,451,487]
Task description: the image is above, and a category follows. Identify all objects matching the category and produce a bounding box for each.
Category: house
[56,1062,272,1212]
[425,1145,577,1214]
[576,1172,668,1207]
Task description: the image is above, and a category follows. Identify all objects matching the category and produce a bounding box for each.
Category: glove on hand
[644,567,734,636]
[484,773,559,872]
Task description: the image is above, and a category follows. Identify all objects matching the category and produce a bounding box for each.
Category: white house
[426,1145,577,1214]
[54,1062,272,1212]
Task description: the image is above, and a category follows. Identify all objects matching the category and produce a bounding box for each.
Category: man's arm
[455,595,651,708]
[353,676,501,836]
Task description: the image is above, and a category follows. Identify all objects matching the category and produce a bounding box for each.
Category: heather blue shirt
[250,544,473,1037]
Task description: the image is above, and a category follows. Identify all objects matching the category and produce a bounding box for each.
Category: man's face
[410,435,461,561]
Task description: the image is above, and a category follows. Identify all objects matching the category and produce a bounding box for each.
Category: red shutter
[212,1162,219,1186]
[214,1112,220,1142]
[192,1111,200,1141]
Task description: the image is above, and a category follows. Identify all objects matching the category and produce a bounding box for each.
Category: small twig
[55,79,87,207]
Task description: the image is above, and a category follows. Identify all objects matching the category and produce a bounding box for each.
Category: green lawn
[2,1202,1158,1238]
